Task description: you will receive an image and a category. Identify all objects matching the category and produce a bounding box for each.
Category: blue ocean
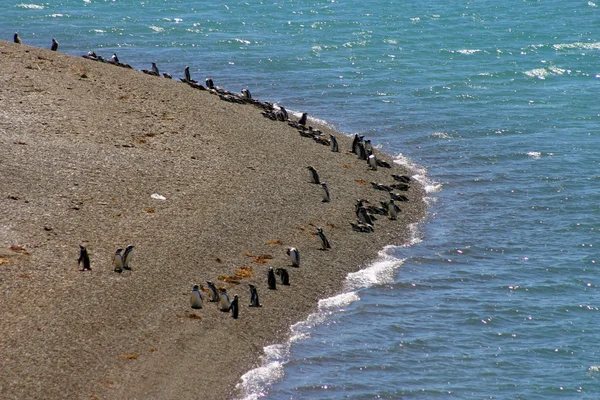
[4,0,600,398]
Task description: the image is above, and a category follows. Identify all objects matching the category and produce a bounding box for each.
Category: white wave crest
[527,151,542,159]
[553,42,600,51]
[149,25,165,32]
[17,3,44,9]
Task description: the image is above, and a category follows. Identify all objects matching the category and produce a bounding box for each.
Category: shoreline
[0,41,427,399]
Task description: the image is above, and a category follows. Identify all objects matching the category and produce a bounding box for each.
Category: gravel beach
[0,41,426,399]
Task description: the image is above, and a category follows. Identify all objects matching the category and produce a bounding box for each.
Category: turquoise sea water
[3,0,600,398]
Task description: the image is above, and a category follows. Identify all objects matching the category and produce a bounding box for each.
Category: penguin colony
[13,33,414,320]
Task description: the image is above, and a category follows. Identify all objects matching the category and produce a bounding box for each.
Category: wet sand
[0,41,426,399]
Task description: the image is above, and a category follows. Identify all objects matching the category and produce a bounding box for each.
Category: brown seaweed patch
[119,353,139,360]
[267,239,283,245]
[244,251,273,264]
[144,207,155,214]
[235,266,253,278]
[188,314,201,320]
[218,275,241,284]
[355,179,367,184]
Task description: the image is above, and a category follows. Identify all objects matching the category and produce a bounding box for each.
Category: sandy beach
[0,41,426,399]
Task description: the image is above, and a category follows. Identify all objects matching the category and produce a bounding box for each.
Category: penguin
[276,268,290,285]
[351,222,374,233]
[241,88,252,99]
[218,288,231,312]
[110,53,119,64]
[391,174,411,183]
[352,134,364,154]
[78,245,91,271]
[230,295,239,319]
[376,159,392,168]
[113,248,123,273]
[183,66,194,83]
[388,199,401,220]
[122,245,134,270]
[206,78,215,89]
[356,142,367,160]
[321,183,331,202]
[248,284,261,307]
[364,139,374,154]
[316,227,331,250]
[330,134,339,152]
[306,166,320,184]
[50,38,58,51]
[371,182,393,192]
[142,62,160,76]
[206,281,220,302]
[267,267,277,290]
[286,247,300,268]
[357,206,374,226]
[391,182,410,191]
[298,112,308,126]
[83,51,98,60]
[190,284,203,309]
[279,106,288,120]
[367,153,378,170]
[390,192,409,202]
[14,32,21,44]
[163,73,173,79]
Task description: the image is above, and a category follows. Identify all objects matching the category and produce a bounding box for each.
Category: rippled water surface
[3,0,600,398]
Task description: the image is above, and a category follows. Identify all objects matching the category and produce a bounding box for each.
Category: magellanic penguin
[356,142,367,160]
[351,134,363,154]
[388,199,401,220]
[298,112,308,126]
[113,248,124,273]
[190,284,203,309]
[241,88,252,99]
[248,284,261,307]
[316,227,331,250]
[78,245,91,271]
[306,166,320,184]
[276,268,290,286]
[218,288,231,312]
[122,245,134,270]
[50,38,58,51]
[391,174,412,183]
[367,153,378,171]
[321,183,331,202]
[267,267,277,290]
[364,139,374,154]
[183,66,195,83]
[330,134,339,152]
[206,78,215,89]
[230,294,239,319]
[142,62,160,76]
[110,53,119,64]
[14,32,21,44]
[286,247,300,268]
[206,281,220,302]
[357,206,375,226]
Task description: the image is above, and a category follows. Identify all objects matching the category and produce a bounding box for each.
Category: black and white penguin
[388,199,401,220]
[276,268,290,286]
[391,174,411,183]
[218,288,231,312]
[142,62,160,76]
[390,192,409,202]
[113,248,123,273]
[122,245,134,270]
[364,139,374,154]
[286,247,300,268]
[298,112,308,126]
[78,245,91,271]
[330,134,339,152]
[367,153,378,170]
[316,227,331,250]
[268,267,277,290]
[14,32,21,44]
[351,134,364,154]
[248,284,261,307]
[321,183,331,202]
[206,281,220,302]
[110,53,119,64]
[183,66,194,83]
[391,182,410,191]
[357,206,374,226]
[205,77,215,89]
[356,142,368,160]
[241,88,252,99]
[190,284,203,309]
[371,182,393,192]
[163,73,173,79]
[351,222,374,233]
[306,166,320,184]
[50,38,58,51]
[230,295,239,319]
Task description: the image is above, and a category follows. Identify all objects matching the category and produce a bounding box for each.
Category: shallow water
[4,0,600,397]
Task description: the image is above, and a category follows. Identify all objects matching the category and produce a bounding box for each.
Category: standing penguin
[286,247,300,268]
[357,206,374,226]
[316,227,331,250]
[351,134,363,154]
[267,267,277,290]
[78,245,91,271]
[241,88,252,99]
[206,281,220,302]
[50,38,58,51]
[248,284,261,307]
[276,268,290,286]
[364,139,374,154]
[190,284,203,309]
[113,248,123,273]
[230,295,239,319]
[14,32,21,44]
[367,153,378,170]
[321,183,331,202]
[306,166,320,184]
[388,199,401,220]
[330,134,339,152]
[298,112,308,126]
[122,245,134,270]
[218,288,231,312]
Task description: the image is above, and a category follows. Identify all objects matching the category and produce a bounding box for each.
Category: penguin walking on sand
[218,288,231,312]
[14,32,21,44]
[286,247,300,268]
[230,295,239,319]
[50,38,58,51]
[190,284,203,309]
[276,268,290,286]
[321,183,331,202]
[307,166,320,184]
[268,267,277,290]
[248,284,261,307]
[207,281,220,302]
[316,227,331,250]
[113,248,123,273]
[78,245,91,271]
[122,245,134,270]
[388,199,401,220]
[330,134,339,152]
